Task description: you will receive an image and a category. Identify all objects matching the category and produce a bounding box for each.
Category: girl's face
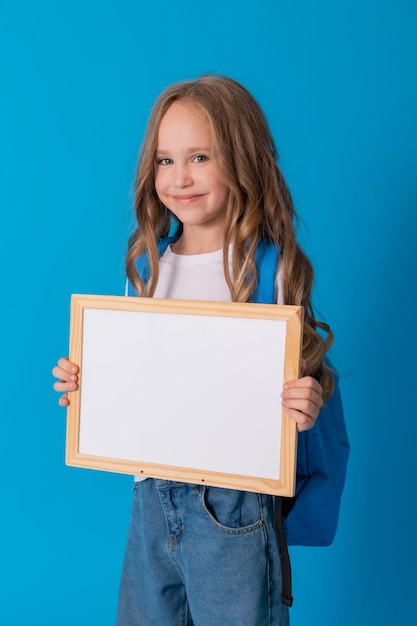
[155,101,229,239]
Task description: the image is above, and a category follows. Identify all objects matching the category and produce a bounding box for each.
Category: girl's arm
[52,357,79,406]
[281,360,324,432]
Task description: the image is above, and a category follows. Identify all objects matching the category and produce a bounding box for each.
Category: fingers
[52,357,79,406]
[58,393,70,407]
[52,357,78,378]
[281,376,323,432]
[53,378,78,393]
[52,357,78,384]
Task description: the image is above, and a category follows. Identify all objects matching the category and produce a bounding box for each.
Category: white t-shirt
[133,244,283,481]
[153,245,284,303]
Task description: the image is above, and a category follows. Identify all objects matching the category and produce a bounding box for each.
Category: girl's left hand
[281,360,324,432]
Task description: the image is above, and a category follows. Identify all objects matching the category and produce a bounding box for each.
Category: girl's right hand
[52,357,79,407]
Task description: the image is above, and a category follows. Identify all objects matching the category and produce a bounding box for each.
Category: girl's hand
[281,360,324,432]
[52,357,79,407]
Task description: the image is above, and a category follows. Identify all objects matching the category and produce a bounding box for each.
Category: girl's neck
[171,227,225,255]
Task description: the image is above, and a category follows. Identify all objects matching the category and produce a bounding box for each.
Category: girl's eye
[157,158,172,166]
[193,155,208,163]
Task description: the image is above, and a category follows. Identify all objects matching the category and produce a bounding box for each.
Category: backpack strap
[250,240,280,303]
[130,234,180,292]
[275,497,294,607]
[249,241,293,607]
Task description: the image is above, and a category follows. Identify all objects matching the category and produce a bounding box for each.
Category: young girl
[53,75,348,625]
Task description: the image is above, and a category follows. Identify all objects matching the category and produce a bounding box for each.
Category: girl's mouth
[172,194,203,204]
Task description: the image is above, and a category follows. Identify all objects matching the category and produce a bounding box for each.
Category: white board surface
[78,308,286,480]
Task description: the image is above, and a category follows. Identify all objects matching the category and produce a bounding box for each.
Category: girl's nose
[174,164,193,188]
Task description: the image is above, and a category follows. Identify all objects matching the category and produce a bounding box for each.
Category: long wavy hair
[126,75,334,399]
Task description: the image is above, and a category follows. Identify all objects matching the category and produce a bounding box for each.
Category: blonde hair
[126,75,334,399]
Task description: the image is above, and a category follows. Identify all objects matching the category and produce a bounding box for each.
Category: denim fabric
[116,479,289,625]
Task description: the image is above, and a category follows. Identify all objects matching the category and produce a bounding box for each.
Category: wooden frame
[66,295,303,496]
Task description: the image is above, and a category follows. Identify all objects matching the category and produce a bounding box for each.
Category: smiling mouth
[172,194,203,204]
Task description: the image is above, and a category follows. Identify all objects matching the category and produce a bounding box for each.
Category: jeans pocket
[199,486,264,534]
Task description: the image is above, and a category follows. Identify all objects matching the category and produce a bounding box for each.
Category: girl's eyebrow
[186,146,211,152]
[156,146,211,155]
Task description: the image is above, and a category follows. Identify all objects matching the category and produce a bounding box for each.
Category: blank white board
[66,295,303,495]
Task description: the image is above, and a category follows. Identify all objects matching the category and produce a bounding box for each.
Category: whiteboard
[66,295,303,496]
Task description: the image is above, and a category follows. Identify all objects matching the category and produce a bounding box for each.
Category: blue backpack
[130,236,350,606]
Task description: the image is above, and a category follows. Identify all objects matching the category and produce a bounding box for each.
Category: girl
[53,75,348,625]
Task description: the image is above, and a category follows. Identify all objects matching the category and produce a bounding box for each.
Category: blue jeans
[116,479,289,625]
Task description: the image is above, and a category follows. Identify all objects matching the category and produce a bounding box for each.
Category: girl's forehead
[161,100,209,125]
[157,101,213,145]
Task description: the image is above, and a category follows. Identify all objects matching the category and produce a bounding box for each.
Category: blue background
[1,1,416,624]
